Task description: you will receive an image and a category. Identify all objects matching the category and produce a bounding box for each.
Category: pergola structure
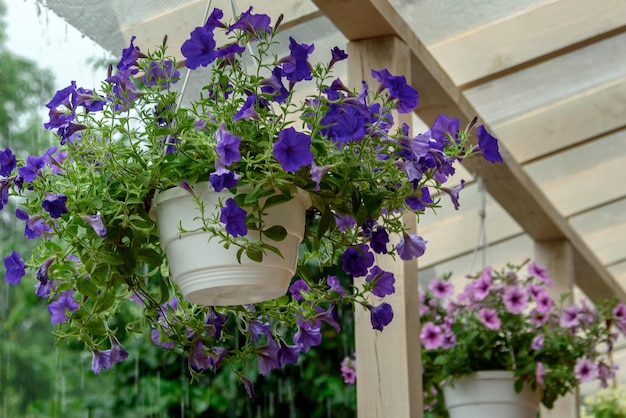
[39,1,626,416]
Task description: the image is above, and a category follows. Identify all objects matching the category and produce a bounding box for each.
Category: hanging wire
[466,175,489,275]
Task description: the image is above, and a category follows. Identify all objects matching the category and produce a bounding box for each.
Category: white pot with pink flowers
[419,261,626,417]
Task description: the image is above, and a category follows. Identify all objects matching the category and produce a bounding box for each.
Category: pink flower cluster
[419,260,626,409]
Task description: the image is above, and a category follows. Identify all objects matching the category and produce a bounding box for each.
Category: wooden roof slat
[491,78,626,163]
[525,130,626,216]
[463,32,626,126]
[428,0,626,86]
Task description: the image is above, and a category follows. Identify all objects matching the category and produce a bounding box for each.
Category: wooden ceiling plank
[429,0,626,86]
[492,79,626,163]
[313,0,626,301]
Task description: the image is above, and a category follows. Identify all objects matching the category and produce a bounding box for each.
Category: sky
[4,0,111,92]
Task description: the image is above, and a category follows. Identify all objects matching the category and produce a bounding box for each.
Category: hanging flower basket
[155,183,311,305]
[443,371,541,418]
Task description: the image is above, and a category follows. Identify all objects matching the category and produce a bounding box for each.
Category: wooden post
[535,240,580,418]
[348,36,423,418]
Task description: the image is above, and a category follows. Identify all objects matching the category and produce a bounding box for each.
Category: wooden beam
[535,240,580,418]
[313,0,626,302]
[348,36,423,418]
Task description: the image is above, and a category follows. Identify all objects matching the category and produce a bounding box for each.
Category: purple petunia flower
[428,278,454,299]
[294,319,322,352]
[105,69,142,112]
[233,94,261,121]
[3,251,25,285]
[277,341,301,366]
[310,162,332,191]
[16,208,51,240]
[503,286,528,314]
[536,362,545,385]
[613,303,626,334]
[365,266,395,298]
[72,86,105,112]
[370,227,390,254]
[341,244,374,277]
[478,308,501,330]
[528,262,554,287]
[109,335,129,364]
[216,43,247,63]
[256,334,280,376]
[534,291,553,315]
[214,123,241,165]
[327,275,346,296]
[240,375,256,400]
[281,37,314,84]
[260,66,290,102]
[42,193,68,218]
[274,127,314,172]
[574,357,598,383]
[560,305,581,328]
[82,212,107,238]
[143,60,180,88]
[91,349,112,374]
[151,328,174,349]
[531,334,544,350]
[36,279,55,298]
[46,81,75,110]
[209,166,240,192]
[371,68,418,113]
[396,232,427,261]
[0,147,16,176]
[18,155,45,182]
[476,125,503,163]
[404,187,433,212]
[420,321,444,350]
[340,356,357,384]
[472,267,493,300]
[440,180,465,210]
[117,36,145,71]
[36,256,55,285]
[368,303,394,331]
[48,290,79,324]
[329,47,348,68]
[227,6,271,37]
[219,198,247,237]
[289,279,310,301]
[335,214,356,232]
[181,9,223,69]
[431,114,460,145]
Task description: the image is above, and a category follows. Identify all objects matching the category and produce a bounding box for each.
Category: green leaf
[84,318,107,336]
[246,248,263,263]
[263,193,290,209]
[76,276,98,298]
[263,225,287,241]
[351,188,361,214]
[158,278,170,304]
[317,206,334,239]
[95,288,116,312]
[138,248,163,266]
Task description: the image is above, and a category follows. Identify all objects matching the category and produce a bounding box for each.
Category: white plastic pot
[155,183,310,306]
[443,371,541,418]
